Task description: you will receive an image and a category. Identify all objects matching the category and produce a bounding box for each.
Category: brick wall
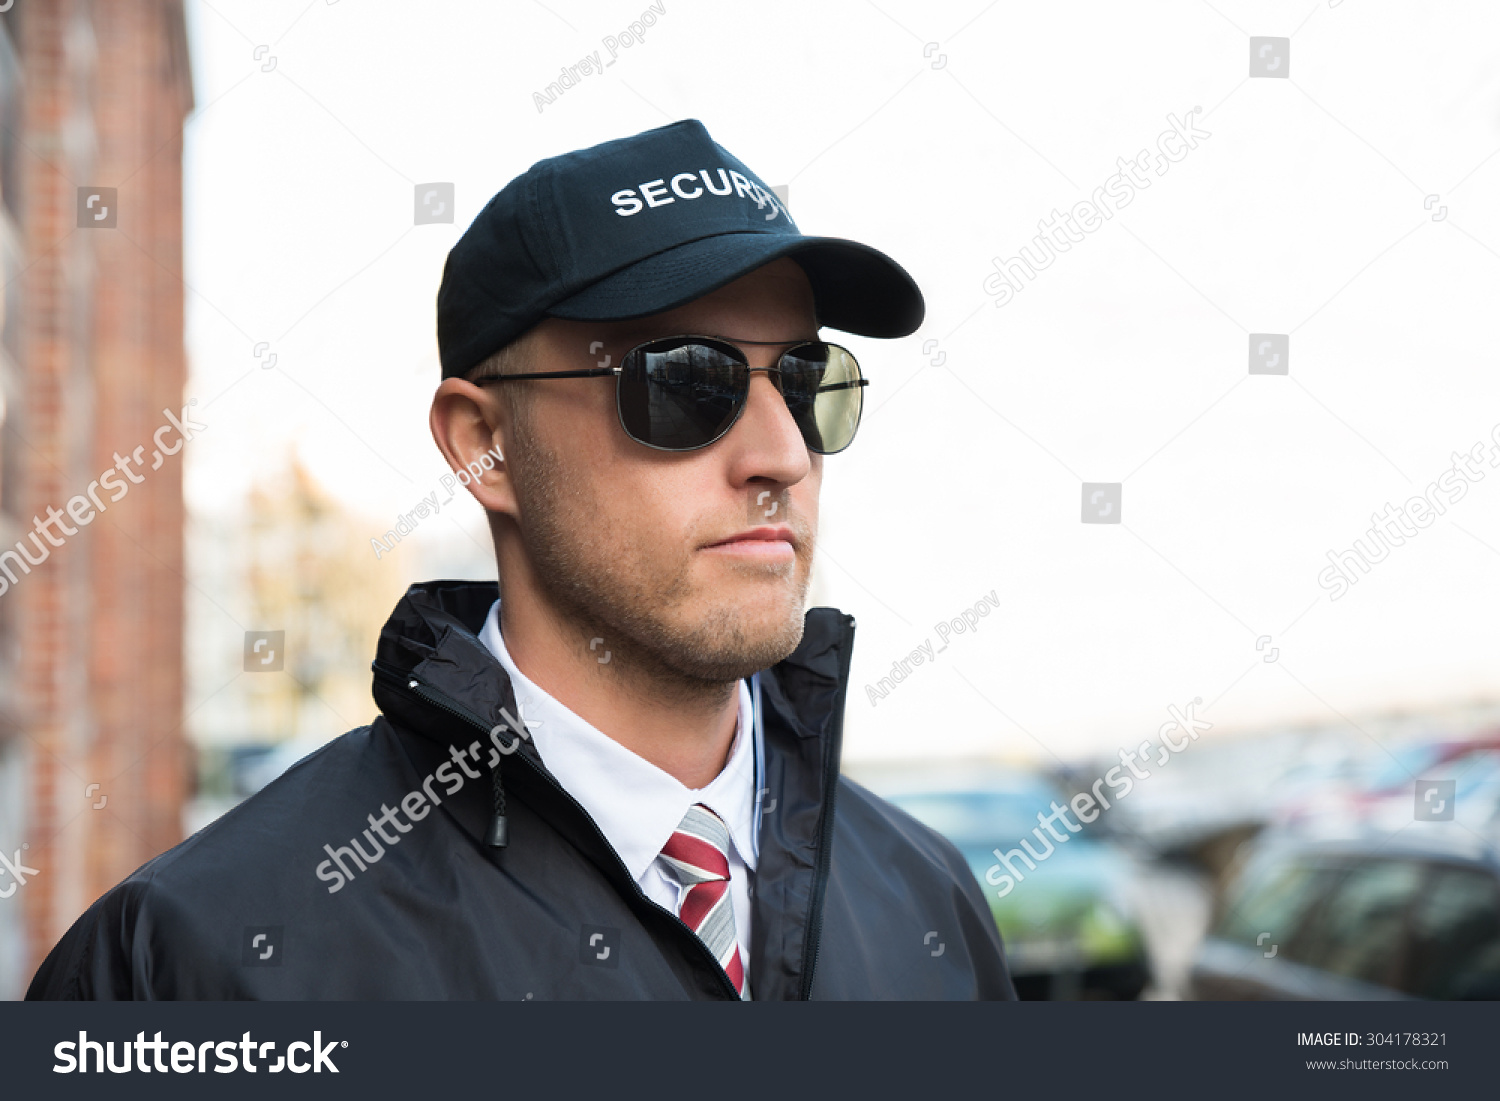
[0,0,192,992]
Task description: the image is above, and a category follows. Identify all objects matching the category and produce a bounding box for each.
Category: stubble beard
[508,424,813,696]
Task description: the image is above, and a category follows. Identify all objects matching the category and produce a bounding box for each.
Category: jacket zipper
[796,614,857,1000]
[370,660,744,1001]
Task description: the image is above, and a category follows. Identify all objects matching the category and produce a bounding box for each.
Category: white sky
[180,0,1500,762]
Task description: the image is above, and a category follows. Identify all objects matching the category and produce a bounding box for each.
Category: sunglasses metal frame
[476,334,868,454]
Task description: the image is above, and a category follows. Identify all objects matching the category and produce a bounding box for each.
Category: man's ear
[429,379,517,515]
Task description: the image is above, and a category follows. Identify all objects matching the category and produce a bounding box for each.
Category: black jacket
[28,580,1014,1000]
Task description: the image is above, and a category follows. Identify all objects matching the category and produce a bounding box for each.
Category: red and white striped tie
[658,803,747,999]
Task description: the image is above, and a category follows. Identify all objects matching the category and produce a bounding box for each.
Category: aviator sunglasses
[480,335,868,454]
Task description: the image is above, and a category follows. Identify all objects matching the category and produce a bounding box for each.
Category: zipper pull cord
[393,669,512,848]
[486,750,509,848]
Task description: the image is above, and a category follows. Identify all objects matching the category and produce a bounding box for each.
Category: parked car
[886,777,1152,999]
[1190,832,1500,999]
[1353,735,1500,836]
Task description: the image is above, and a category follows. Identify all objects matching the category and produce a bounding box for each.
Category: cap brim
[546,232,924,338]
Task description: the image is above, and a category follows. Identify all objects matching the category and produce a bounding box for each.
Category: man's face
[504,257,822,684]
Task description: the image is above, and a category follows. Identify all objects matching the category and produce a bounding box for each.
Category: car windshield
[889,790,1053,845]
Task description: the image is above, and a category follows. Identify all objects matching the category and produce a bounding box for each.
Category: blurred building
[183,453,408,832]
[0,1,193,998]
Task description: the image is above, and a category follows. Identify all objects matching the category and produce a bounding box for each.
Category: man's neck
[497,596,740,790]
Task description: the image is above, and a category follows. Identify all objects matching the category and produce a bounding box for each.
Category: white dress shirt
[477,600,761,976]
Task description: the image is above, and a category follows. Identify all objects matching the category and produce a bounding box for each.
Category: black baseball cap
[436,118,925,379]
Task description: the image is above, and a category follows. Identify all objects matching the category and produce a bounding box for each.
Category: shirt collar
[478,599,758,881]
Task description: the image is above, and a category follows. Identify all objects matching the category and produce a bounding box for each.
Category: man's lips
[704,525,795,548]
[702,526,798,559]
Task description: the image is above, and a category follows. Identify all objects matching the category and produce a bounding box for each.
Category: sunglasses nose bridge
[732,366,814,468]
[744,364,784,394]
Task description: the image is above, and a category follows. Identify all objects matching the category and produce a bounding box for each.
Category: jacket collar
[371,579,853,763]
[368,578,856,1000]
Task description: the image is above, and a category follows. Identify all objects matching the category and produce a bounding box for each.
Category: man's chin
[659,599,807,684]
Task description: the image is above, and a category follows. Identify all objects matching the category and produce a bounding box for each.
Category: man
[29,119,1014,1000]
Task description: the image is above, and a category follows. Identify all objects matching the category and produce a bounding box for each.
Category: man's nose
[727,368,811,482]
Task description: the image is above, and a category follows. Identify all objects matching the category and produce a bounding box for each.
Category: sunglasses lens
[779,343,864,454]
[619,339,744,450]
